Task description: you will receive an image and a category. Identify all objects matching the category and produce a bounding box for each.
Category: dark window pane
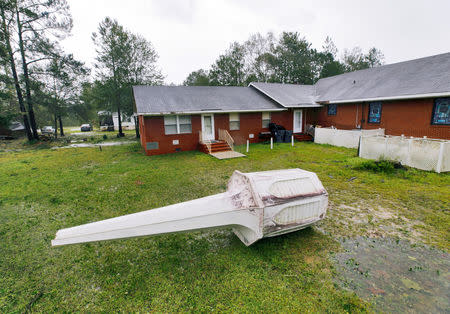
[327,104,337,115]
[432,98,450,125]
[368,102,382,123]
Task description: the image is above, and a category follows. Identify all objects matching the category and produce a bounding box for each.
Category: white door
[293,110,303,133]
[201,114,215,141]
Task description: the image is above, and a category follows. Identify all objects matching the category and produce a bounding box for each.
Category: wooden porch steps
[199,140,232,154]
[293,133,313,142]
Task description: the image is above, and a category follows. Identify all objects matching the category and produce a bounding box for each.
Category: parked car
[41,126,55,135]
[80,124,92,132]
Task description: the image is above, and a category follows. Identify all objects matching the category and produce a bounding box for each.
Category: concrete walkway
[210,151,246,159]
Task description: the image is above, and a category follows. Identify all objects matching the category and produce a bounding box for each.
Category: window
[178,115,192,133]
[327,104,337,115]
[164,116,177,135]
[368,102,382,123]
[229,113,240,130]
[432,98,450,125]
[164,115,192,135]
[262,112,271,128]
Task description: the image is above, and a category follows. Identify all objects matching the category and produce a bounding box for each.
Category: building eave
[285,104,323,108]
[136,108,287,116]
[317,91,450,104]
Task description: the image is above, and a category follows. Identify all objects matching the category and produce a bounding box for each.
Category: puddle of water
[333,237,449,313]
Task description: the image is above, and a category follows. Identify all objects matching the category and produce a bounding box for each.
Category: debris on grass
[24,291,43,313]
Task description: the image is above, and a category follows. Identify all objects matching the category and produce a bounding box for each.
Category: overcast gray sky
[62,0,450,84]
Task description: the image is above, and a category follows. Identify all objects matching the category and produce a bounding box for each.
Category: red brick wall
[141,115,201,155]
[273,108,315,133]
[227,112,266,145]
[139,110,311,155]
[315,98,449,140]
[316,103,361,129]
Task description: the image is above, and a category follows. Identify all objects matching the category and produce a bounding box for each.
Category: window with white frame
[229,113,240,130]
[164,115,192,135]
[262,112,271,128]
[164,116,177,134]
[178,115,192,133]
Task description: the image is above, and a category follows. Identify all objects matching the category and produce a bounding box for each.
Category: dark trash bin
[284,130,293,143]
[276,130,285,143]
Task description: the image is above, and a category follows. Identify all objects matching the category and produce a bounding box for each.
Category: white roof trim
[138,108,287,116]
[319,92,450,104]
[286,104,323,108]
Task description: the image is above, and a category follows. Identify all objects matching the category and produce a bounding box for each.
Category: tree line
[1,1,385,141]
[184,33,384,86]
[0,0,163,140]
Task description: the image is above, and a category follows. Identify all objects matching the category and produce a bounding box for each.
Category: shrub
[355,159,404,174]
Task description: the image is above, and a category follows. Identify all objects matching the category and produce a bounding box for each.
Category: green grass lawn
[0,141,448,312]
[0,130,137,152]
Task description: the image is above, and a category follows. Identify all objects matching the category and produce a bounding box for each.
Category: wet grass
[0,131,137,152]
[334,237,449,313]
[0,141,448,312]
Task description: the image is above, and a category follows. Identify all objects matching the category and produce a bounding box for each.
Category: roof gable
[249,82,319,107]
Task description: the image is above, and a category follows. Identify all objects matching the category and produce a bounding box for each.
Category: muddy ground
[319,201,449,313]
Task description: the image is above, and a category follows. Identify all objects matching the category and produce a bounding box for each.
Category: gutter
[317,91,450,104]
[138,108,287,116]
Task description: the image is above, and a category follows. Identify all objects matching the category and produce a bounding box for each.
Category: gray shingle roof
[133,53,450,114]
[249,82,319,107]
[133,86,282,114]
[250,53,450,105]
[315,52,450,102]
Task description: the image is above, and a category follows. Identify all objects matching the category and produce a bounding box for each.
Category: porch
[199,129,245,159]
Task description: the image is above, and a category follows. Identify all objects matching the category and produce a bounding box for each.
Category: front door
[293,110,303,133]
[201,114,215,141]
